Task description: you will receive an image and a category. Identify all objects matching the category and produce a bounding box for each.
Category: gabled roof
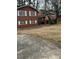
[17,5,38,12]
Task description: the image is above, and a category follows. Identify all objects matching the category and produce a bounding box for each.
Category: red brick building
[17,5,38,28]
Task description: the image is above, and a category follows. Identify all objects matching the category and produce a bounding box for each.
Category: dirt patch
[17,34,60,59]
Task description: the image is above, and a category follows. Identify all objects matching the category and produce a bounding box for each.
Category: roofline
[17,5,39,12]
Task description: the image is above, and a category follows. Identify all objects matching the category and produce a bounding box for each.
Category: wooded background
[17,0,61,17]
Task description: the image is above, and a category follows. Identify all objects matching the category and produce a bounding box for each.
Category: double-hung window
[31,11,35,16]
[25,20,28,24]
[25,11,27,16]
[22,11,25,16]
[17,21,20,25]
[35,11,37,16]
[31,11,37,16]
[18,20,29,25]
[17,11,20,16]
[18,10,25,16]
[29,11,31,16]
[20,20,26,25]
[31,20,35,24]
[29,20,32,24]
[19,11,23,16]
[17,10,37,16]
[35,20,37,24]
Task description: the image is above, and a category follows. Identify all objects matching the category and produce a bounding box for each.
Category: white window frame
[35,11,37,16]
[25,20,28,24]
[29,11,31,16]
[29,20,32,24]
[18,21,20,25]
[18,10,25,16]
[25,11,27,16]
[35,20,37,24]
[17,11,20,16]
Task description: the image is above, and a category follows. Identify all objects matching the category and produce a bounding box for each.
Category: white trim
[29,20,31,24]
[35,11,37,16]
[25,11,27,16]
[18,10,25,16]
[29,11,31,16]
[25,20,27,24]
[35,20,37,24]
[18,21,20,25]
[17,11,19,16]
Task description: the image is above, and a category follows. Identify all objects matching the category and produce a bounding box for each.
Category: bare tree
[17,0,32,7]
[17,0,26,7]
[36,0,39,9]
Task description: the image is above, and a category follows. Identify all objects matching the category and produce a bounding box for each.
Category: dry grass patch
[17,24,61,47]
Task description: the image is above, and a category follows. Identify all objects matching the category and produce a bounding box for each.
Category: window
[27,20,29,24]
[18,10,25,16]
[20,20,26,25]
[31,20,35,24]
[25,11,27,16]
[31,11,37,16]
[27,11,29,16]
[35,11,37,16]
[19,11,23,16]
[29,11,31,16]
[31,11,35,16]
[22,11,25,16]
[17,20,29,25]
[17,11,37,16]
[35,20,37,24]
[25,20,28,24]
[29,20,32,24]
[20,21,25,24]
[17,11,19,16]
[17,21,20,25]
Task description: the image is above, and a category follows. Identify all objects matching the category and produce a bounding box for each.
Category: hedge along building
[17,5,39,28]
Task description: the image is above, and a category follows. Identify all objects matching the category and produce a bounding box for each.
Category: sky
[37,0,45,9]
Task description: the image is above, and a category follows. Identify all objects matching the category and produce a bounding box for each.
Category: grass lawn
[17,24,61,48]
